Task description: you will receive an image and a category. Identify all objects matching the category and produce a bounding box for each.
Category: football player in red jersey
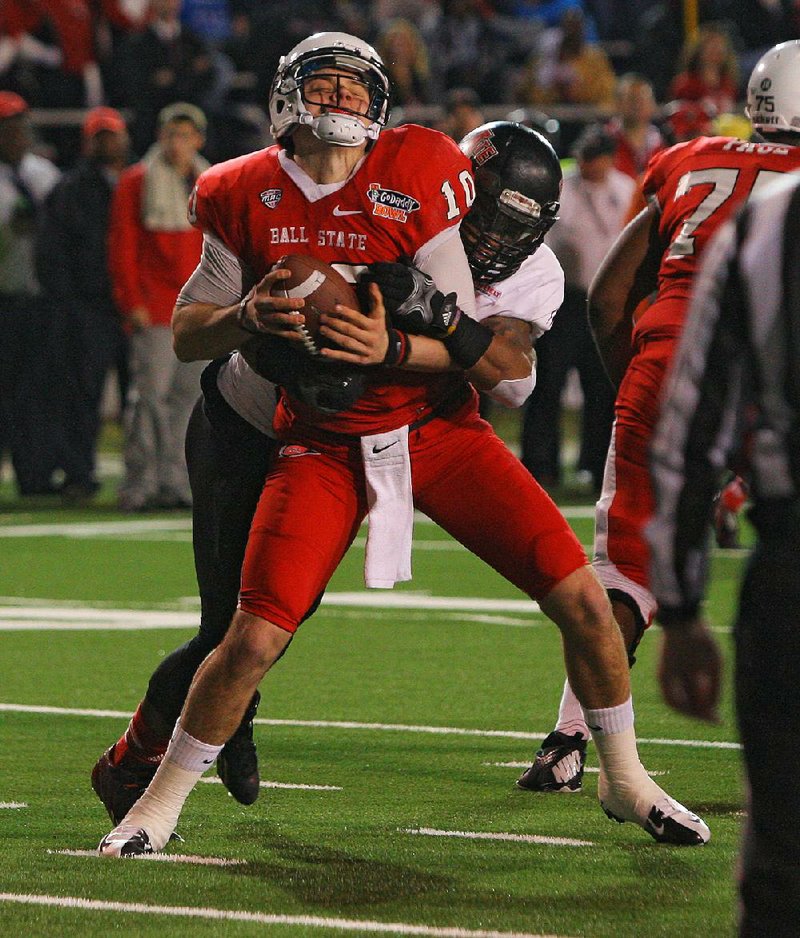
[521,40,800,793]
[90,120,566,823]
[98,33,709,857]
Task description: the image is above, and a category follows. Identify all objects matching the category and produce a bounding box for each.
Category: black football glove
[292,358,368,415]
[241,333,306,387]
[360,262,461,338]
[241,334,367,415]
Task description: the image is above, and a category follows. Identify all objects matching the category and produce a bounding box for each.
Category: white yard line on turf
[0,597,542,630]
[0,507,597,540]
[0,802,26,809]
[198,777,341,792]
[0,893,572,938]
[50,849,243,866]
[325,594,541,612]
[404,828,593,848]
[0,599,736,633]
[0,519,193,537]
[0,702,741,750]
[0,609,538,631]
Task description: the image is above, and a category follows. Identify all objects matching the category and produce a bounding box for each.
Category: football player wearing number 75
[520,40,800,796]
[99,30,708,856]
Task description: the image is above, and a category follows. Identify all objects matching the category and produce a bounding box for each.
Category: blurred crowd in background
[2,0,798,164]
[1,0,798,507]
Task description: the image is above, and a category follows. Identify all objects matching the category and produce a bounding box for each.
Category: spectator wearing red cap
[34,107,131,503]
[0,91,28,121]
[0,93,62,496]
[659,99,717,146]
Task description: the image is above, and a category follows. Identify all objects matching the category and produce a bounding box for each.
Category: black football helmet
[459,121,562,285]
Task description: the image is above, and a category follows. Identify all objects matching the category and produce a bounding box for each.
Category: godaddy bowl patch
[367,184,420,223]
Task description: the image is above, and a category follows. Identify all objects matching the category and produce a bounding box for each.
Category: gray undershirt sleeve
[176,232,255,308]
[417,230,477,317]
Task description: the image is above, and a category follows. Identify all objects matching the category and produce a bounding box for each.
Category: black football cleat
[516,731,587,792]
[217,690,261,805]
[601,792,711,846]
[91,744,157,825]
[97,826,155,857]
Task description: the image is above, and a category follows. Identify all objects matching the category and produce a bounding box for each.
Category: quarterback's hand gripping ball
[270,254,360,356]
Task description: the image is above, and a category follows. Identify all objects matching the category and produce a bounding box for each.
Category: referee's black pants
[735,532,800,937]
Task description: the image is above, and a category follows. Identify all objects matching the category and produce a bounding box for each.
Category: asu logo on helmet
[470,130,499,167]
[459,121,562,285]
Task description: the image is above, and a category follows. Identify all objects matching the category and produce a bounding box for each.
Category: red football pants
[594,333,677,625]
[239,402,588,632]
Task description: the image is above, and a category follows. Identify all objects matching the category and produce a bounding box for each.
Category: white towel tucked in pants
[360,426,413,588]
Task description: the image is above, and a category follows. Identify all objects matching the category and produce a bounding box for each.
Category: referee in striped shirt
[648,170,800,937]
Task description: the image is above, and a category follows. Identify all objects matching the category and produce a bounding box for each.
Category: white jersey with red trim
[473,244,564,341]
[191,124,474,437]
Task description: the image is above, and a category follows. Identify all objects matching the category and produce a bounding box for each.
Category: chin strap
[311,113,377,147]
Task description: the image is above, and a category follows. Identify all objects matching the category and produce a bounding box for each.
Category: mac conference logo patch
[259,188,282,209]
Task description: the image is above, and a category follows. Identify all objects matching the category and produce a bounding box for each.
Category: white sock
[582,698,634,736]
[554,679,590,739]
[166,723,224,773]
[583,699,662,822]
[117,724,223,850]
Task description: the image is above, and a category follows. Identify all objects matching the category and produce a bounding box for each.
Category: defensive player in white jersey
[96,31,708,856]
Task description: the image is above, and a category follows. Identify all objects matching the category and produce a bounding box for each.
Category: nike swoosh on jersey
[332,206,363,216]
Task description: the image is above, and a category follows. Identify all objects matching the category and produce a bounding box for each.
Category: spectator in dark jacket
[36,107,131,501]
[0,92,61,496]
[112,0,222,155]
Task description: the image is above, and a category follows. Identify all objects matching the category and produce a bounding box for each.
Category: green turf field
[0,493,747,937]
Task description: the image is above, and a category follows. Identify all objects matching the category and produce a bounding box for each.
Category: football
[270,254,360,356]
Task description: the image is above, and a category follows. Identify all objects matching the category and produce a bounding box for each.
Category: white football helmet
[746,39,800,135]
[268,32,392,147]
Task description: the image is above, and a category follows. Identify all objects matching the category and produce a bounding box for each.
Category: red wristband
[384,328,410,366]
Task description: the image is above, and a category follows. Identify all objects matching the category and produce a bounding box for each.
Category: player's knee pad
[607,588,647,666]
